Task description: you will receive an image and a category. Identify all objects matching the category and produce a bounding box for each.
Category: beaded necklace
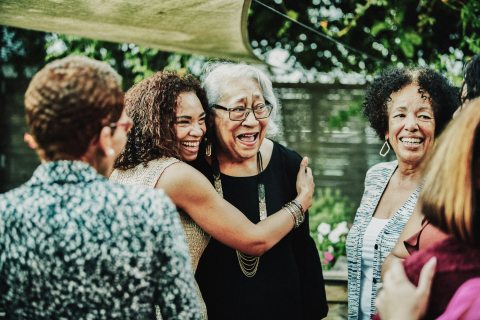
[212,151,266,277]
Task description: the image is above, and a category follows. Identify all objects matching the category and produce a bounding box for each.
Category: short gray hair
[202,62,280,136]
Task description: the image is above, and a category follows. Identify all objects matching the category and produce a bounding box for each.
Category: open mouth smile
[237,133,259,144]
[399,137,423,146]
[181,141,200,151]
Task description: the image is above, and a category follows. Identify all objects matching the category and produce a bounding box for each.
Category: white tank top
[359,217,390,320]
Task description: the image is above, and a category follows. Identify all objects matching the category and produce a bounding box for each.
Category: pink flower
[324,251,334,262]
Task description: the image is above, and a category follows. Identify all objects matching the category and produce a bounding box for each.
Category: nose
[242,109,259,126]
[404,113,418,132]
[189,123,204,137]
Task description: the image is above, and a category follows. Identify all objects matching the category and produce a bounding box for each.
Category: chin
[181,154,198,162]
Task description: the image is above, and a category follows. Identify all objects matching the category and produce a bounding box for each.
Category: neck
[395,160,422,185]
[216,150,260,177]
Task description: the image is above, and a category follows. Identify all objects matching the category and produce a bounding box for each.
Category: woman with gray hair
[110,70,316,319]
[193,62,328,320]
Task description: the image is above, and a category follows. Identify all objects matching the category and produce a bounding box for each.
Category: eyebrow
[230,94,265,103]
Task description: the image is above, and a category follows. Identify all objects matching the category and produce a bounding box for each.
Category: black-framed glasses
[210,102,273,121]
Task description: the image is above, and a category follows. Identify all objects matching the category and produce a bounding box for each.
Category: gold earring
[205,139,212,157]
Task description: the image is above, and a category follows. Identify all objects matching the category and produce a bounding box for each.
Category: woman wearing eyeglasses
[192,62,328,320]
[109,70,321,319]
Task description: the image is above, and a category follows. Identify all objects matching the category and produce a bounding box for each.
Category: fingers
[386,258,405,282]
[300,156,309,173]
[301,156,313,175]
[382,258,408,290]
[417,257,436,294]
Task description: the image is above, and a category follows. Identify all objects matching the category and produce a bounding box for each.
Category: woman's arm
[157,158,314,256]
[382,205,424,278]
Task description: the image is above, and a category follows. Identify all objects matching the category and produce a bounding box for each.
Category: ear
[24,133,38,150]
[97,126,114,157]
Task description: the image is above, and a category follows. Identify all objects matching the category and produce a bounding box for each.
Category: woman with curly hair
[345,67,457,320]
[382,55,480,275]
[109,71,315,318]
[376,97,480,319]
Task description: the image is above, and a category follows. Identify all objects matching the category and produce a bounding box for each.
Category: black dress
[194,141,328,320]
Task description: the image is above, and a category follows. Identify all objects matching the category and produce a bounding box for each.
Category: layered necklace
[212,151,266,277]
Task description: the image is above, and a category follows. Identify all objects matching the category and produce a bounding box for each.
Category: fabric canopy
[0,0,258,61]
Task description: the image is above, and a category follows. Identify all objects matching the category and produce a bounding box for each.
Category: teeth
[401,137,422,144]
[238,133,257,142]
[181,141,199,148]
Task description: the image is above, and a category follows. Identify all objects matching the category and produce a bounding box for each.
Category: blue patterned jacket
[0,161,201,319]
[346,161,421,319]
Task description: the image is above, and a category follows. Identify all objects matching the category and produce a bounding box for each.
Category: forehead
[218,77,263,102]
[388,84,432,111]
[175,91,204,114]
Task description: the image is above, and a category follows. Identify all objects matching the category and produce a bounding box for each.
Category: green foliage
[308,187,355,270]
[43,33,195,89]
[327,101,364,129]
[277,10,298,37]
[249,0,480,75]
[3,0,480,83]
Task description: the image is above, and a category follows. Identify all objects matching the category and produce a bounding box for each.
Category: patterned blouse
[0,161,201,319]
[346,160,421,319]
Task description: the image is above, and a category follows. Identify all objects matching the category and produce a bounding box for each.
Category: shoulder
[160,160,205,184]
[270,139,302,167]
[365,160,397,179]
[105,179,175,218]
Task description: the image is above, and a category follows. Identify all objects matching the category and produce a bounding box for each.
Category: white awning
[0,0,258,62]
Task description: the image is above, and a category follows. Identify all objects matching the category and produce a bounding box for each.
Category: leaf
[277,10,298,38]
[400,40,414,58]
[371,22,388,36]
[404,31,422,45]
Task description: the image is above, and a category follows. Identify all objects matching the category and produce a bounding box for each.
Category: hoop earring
[379,140,390,157]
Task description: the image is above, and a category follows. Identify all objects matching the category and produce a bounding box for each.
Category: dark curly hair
[460,54,480,105]
[114,71,208,170]
[363,67,458,140]
[25,56,124,161]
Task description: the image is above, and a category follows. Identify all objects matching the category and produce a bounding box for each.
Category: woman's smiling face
[386,84,436,167]
[212,77,270,162]
[174,91,206,162]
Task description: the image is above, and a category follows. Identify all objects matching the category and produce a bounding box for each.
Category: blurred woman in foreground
[0,56,201,319]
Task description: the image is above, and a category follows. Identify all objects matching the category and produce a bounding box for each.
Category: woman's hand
[376,257,436,320]
[295,157,315,212]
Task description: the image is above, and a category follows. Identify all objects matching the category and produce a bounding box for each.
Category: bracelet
[283,200,305,228]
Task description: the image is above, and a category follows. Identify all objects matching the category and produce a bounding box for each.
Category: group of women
[0,57,328,320]
[0,52,478,319]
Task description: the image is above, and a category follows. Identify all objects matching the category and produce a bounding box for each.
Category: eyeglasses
[109,120,133,133]
[210,102,273,121]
